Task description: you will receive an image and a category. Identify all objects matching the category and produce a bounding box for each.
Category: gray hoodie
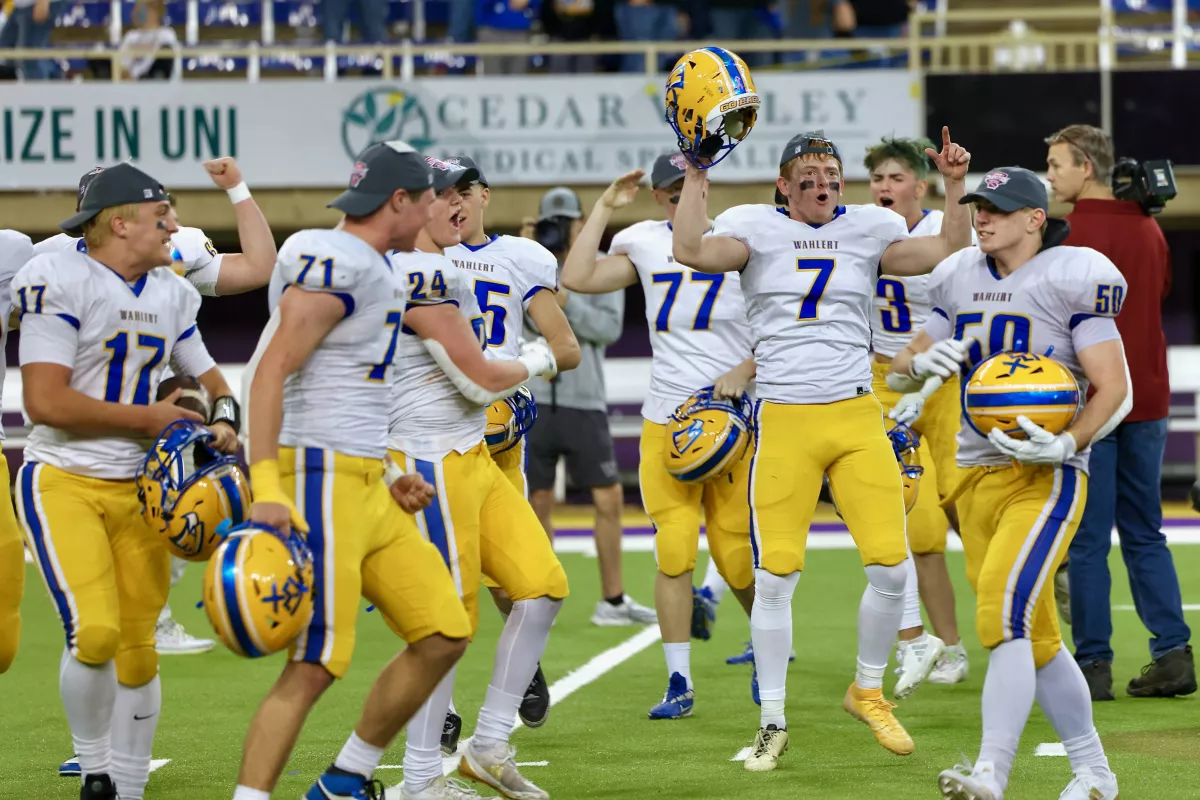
[525,287,625,413]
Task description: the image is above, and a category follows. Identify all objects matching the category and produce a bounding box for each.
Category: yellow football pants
[481,438,528,591]
[280,447,472,680]
[0,458,24,673]
[750,395,909,574]
[639,420,754,590]
[956,463,1087,668]
[15,462,167,687]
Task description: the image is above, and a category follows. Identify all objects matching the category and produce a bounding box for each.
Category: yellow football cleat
[842,682,914,755]
[743,725,789,773]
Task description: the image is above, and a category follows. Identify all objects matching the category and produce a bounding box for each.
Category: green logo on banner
[341,88,434,158]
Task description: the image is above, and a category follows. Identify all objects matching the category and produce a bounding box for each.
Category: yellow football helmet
[137,420,252,562]
[202,521,314,658]
[664,387,754,483]
[886,420,924,514]
[485,386,538,456]
[963,350,1081,439]
[664,47,761,169]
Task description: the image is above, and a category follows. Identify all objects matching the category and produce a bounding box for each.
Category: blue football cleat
[305,766,385,799]
[59,756,80,778]
[726,641,798,666]
[751,666,760,706]
[691,586,718,641]
[648,671,695,719]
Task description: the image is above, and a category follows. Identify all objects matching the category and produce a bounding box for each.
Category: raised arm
[560,171,640,295]
[203,158,278,295]
[672,164,748,273]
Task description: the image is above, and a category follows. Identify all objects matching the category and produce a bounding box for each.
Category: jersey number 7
[795,258,835,321]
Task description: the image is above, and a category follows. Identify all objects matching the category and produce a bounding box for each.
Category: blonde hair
[82,203,141,250]
[1045,124,1114,184]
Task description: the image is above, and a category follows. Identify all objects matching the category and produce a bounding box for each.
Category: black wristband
[211,395,241,434]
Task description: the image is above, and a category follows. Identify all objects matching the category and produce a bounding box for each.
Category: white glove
[988,415,1078,465]
[910,339,971,380]
[889,392,926,426]
[517,337,558,381]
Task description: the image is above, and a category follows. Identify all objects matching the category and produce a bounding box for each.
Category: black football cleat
[81,773,118,800]
[518,664,550,728]
[440,710,462,756]
[1128,645,1197,698]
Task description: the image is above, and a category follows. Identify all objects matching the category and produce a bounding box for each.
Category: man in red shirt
[1046,124,1194,702]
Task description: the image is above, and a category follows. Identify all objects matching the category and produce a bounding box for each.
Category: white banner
[0,72,918,190]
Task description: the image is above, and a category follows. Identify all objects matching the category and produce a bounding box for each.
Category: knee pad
[115,644,159,687]
[652,528,699,578]
[753,568,800,609]
[74,623,121,667]
[864,561,907,600]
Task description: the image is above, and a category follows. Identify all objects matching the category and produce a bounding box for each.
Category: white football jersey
[388,251,488,462]
[923,244,1127,473]
[33,226,224,297]
[871,209,979,358]
[610,219,754,423]
[15,251,208,479]
[263,229,406,460]
[712,204,908,404]
[446,235,559,360]
[0,230,34,440]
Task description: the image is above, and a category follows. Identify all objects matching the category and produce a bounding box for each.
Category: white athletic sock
[701,557,729,604]
[334,731,385,781]
[662,642,692,688]
[111,676,162,800]
[60,650,117,778]
[403,666,457,792]
[857,563,906,689]
[1036,647,1113,780]
[750,568,799,729]
[232,786,270,800]
[156,603,171,626]
[900,544,923,632]
[980,639,1037,791]
[474,597,561,745]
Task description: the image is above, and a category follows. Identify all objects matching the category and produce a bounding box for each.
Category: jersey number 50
[953,312,1031,370]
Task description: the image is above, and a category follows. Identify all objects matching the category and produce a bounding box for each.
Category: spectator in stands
[321,0,386,45]
[117,0,177,81]
[477,0,539,74]
[448,0,474,43]
[523,187,656,627]
[614,0,678,73]
[1046,123,1195,701]
[831,0,913,38]
[0,0,62,80]
[705,0,780,66]
[541,0,616,73]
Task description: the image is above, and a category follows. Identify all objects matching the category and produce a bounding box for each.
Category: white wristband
[383,458,402,487]
[226,182,251,204]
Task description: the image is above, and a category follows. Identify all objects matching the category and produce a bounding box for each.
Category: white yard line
[148,759,172,773]
[1034,743,1067,757]
[1115,604,1200,611]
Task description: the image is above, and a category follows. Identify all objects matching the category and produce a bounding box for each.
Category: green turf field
[6,543,1200,799]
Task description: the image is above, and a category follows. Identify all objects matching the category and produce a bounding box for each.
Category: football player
[560,154,757,720]
[0,229,34,675]
[672,126,972,771]
[389,156,564,800]
[13,164,234,800]
[442,154,581,744]
[866,136,973,690]
[889,167,1127,800]
[234,142,472,800]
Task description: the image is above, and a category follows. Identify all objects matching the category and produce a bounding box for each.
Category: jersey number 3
[876,278,912,333]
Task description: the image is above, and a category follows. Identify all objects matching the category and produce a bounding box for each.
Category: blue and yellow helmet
[963,350,1081,439]
[885,419,924,514]
[664,387,754,483]
[136,420,252,562]
[485,386,538,456]
[202,521,314,658]
[664,47,761,169]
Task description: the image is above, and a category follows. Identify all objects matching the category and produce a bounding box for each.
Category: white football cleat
[155,618,215,655]
[1059,768,1118,799]
[938,760,1002,799]
[894,633,946,699]
[458,739,548,800]
[400,776,481,799]
[928,643,969,684]
[590,595,657,626]
[743,725,789,773]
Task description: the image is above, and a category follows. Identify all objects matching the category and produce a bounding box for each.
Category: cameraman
[1046,124,1194,701]
[523,187,657,627]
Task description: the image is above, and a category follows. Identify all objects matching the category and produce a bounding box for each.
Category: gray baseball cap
[650,153,689,189]
[61,163,171,235]
[77,166,107,210]
[444,155,487,187]
[960,167,1050,213]
[426,155,481,194]
[780,130,843,168]
[328,141,435,216]
[539,187,582,220]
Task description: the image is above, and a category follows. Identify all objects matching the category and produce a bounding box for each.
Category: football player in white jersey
[866,137,972,691]
[442,154,581,746]
[673,126,972,771]
[235,142,472,800]
[0,230,34,675]
[561,154,758,720]
[12,164,234,800]
[389,156,564,800]
[889,167,1127,800]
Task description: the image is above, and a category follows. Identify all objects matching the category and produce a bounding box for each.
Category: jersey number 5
[795,258,835,321]
[103,331,166,405]
[473,280,510,347]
